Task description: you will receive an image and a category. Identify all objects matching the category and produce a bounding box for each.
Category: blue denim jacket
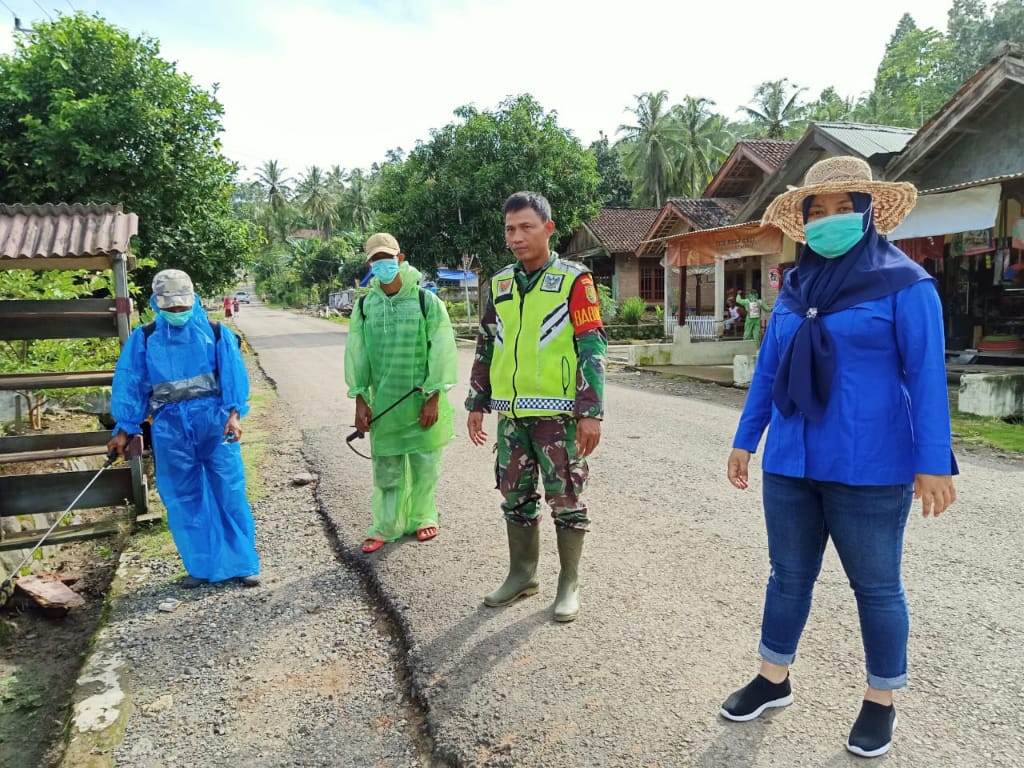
[733,280,954,485]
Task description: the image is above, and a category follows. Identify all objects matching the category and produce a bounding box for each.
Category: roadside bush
[597,284,617,324]
[619,296,646,325]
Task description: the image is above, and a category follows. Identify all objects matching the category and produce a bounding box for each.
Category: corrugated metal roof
[919,171,1024,195]
[0,203,138,261]
[815,122,916,157]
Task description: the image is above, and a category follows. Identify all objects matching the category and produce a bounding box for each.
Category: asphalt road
[236,304,1024,768]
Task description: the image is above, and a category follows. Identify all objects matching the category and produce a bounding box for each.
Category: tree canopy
[370,94,600,277]
[0,13,257,295]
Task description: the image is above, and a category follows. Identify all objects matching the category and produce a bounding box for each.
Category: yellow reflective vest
[489,258,588,418]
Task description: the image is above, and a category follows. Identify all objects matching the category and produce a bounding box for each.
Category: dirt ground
[0,411,126,768]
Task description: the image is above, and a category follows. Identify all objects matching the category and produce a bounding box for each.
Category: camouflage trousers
[494,415,590,530]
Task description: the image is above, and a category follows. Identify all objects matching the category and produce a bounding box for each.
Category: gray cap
[152,269,195,309]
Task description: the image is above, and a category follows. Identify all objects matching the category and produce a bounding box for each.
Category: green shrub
[619,296,647,325]
[597,284,617,323]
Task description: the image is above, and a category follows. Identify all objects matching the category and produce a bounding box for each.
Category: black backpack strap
[359,290,429,319]
[142,321,156,341]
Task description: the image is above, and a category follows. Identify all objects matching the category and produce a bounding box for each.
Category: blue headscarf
[771,192,933,422]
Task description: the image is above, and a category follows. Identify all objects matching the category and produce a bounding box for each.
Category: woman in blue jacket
[107,269,260,588]
[721,157,957,758]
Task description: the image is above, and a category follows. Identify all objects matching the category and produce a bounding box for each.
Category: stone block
[958,372,1024,418]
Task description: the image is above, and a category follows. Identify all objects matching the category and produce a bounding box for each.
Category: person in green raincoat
[736,289,771,343]
[344,233,459,554]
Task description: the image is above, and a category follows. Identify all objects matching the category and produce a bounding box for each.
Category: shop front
[890,177,1024,358]
[664,222,785,339]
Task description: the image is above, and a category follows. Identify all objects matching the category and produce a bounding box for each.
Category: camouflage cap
[364,232,400,259]
[152,269,195,309]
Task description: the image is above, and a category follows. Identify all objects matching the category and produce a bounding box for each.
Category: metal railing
[686,315,718,340]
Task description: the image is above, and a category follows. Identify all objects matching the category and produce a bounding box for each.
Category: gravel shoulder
[60,360,436,768]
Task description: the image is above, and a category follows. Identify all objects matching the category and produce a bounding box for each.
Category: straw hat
[762,156,917,242]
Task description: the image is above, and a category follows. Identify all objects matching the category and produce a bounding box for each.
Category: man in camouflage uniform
[466,191,607,623]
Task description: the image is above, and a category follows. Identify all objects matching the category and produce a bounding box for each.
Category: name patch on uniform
[540,273,564,292]
[572,305,602,327]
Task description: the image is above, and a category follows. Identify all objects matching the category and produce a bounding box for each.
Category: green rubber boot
[553,528,585,622]
[484,522,540,607]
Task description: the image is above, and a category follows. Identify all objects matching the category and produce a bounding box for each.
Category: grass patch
[327,315,350,325]
[950,411,1024,454]
[241,382,275,503]
[131,512,176,559]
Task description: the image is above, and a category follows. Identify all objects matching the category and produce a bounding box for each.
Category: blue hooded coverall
[110,297,259,582]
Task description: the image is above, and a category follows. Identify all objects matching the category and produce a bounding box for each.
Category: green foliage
[596,283,617,323]
[0,13,258,296]
[619,296,647,325]
[740,79,807,140]
[616,90,682,208]
[0,271,122,381]
[371,94,600,278]
[870,23,958,127]
[588,133,632,207]
[654,304,665,322]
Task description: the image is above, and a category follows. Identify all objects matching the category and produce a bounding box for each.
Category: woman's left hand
[914,474,956,517]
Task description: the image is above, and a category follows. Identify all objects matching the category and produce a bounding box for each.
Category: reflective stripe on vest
[149,371,221,412]
[490,258,586,418]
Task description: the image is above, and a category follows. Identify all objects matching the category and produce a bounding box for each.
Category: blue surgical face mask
[160,307,193,326]
[370,258,400,283]
[804,211,867,258]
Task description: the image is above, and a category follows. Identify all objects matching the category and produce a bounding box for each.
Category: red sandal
[415,526,439,542]
[361,538,384,553]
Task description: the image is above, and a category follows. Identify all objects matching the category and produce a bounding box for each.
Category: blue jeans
[759,472,913,690]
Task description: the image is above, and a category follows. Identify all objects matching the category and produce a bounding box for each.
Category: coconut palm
[616,90,684,208]
[741,79,808,139]
[296,165,337,239]
[339,168,376,234]
[255,159,292,214]
[673,96,734,198]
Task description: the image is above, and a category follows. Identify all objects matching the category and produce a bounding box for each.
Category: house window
[639,259,664,303]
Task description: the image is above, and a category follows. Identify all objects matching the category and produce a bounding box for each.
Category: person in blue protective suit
[106,269,260,588]
[720,157,957,758]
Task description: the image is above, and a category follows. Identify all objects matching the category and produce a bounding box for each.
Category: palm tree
[673,96,734,198]
[255,159,292,214]
[254,159,294,244]
[616,90,684,207]
[296,165,336,239]
[339,169,376,234]
[741,79,808,139]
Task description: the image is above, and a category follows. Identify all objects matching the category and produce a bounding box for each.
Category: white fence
[686,315,719,340]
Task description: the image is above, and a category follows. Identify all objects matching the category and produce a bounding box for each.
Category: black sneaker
[720,674,794,721]
[239,575,260,587]
[180,575,206,589]
[846,700,897,758]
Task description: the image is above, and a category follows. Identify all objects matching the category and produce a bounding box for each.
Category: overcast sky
[1,0,959,181]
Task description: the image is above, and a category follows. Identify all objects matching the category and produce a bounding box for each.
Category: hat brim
[365,247,400,260]
[155,294,195,309]
[762,180,917,242]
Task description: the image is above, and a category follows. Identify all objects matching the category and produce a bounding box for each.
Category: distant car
[234,291,251,304]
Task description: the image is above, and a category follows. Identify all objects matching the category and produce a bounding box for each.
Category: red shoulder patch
[569,275,603,333]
